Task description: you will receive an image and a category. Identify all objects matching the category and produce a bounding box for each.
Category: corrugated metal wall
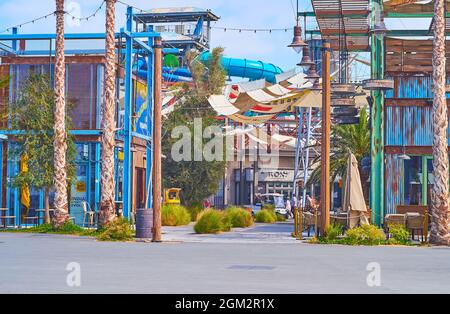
[385,154,404,215]
[385,75,450,99]
[384,74,450,214]
[386,106,450,146]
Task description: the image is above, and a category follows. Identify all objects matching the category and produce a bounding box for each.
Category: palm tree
[98,0,117,227]
[52,0,69,228]
[430,0,450,245]
[309,108,371,202]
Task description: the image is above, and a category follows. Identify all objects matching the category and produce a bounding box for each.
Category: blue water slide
[135,53,283,83]
[199,52,283,83]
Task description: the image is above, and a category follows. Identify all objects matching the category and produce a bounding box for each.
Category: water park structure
[133,7,283,84]
[0,5,158,226]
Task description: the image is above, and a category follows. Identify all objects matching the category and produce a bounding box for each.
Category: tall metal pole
[302,107,313,207]
[370,0,385,226]
[152,37,162,242]
[293,107,304,200]
[320,42,331,235]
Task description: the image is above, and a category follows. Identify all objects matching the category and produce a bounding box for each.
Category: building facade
[0,7,158,226]
[384,38,450,216]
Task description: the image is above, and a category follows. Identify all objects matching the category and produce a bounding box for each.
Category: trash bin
[135,208,153,239]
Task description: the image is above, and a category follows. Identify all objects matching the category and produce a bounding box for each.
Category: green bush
[97,218,134,242]
[162,204,191,226]
[262,204,275,211]
[225,207,253,228]
[255,209,277,223]
[345,224,386,246]
[194,209,232,234]
[276,213,287,222]
[6,222,97,236]
[324,224,343,241]
[187,203,203,222]
[388,224,411,245]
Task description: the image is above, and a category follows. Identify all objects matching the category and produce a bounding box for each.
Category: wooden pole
[321,42,331,235]
[152,37,162,242]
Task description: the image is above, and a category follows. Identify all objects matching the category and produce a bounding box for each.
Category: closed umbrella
[343,153,369,228]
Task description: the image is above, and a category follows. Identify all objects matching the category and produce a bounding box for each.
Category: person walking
[285,199,292,218]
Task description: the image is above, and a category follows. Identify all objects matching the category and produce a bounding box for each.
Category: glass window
[404,156,423,205]
[67,64,98,129]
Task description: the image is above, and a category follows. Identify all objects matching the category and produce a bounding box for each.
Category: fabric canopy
[208,95,240,116]
[228,113,276,124]
[343,153,369,228]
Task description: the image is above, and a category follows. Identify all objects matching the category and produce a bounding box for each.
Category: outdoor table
[0,208,14,229]
[36,209,55,224]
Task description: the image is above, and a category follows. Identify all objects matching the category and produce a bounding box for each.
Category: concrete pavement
[1,229,450,294]
[162,222,299,244]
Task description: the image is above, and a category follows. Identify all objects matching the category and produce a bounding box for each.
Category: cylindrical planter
[135,208,153,239]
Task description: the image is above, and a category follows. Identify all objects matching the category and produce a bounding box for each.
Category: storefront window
[67,64,98,130]
[403,156,423,205]
[267,182,293,200]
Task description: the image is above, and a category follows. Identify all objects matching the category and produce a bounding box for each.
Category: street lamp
[309,78,322,95]
[287,0,307,53]
[305,62,320,82]
[298,14,314,70]
[371,11,388,41]
[298,44,315,70]
[288,25,308,53]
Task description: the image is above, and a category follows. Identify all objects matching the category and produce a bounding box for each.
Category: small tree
[7,74,75,224]
[162,48,227,206]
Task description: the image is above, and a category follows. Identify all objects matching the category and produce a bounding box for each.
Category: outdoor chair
[24,215,39,227]
[396,205,429,242]
[82,201,97,228]
[406,212,426,242]
[0,208,16,229]
[384,213,406,239]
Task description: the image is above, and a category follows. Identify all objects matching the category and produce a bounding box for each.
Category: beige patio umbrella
[343,153,369,228]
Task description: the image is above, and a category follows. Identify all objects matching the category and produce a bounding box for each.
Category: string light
[65,0,105,22]
[210,26,292,34]
[0,12,55,34]
[116,0,146,13]
[0,1,106,34]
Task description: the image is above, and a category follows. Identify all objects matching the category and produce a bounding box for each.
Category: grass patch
[0,221,98,236]
[225,207,253,228]
[254,209,277,224]
[187,203,203,222]
[96,218,134,242]
[194,209,231,234]
[276,213,287,222]
[162,204,191,226]
[387,224,412,245]
[262,204,275,211]
[310,224,386,246]
[324,223,344,241]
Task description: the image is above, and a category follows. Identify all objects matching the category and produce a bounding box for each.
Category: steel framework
[0,6,158,225]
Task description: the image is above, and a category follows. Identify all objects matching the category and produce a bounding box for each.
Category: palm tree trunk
[52,0,69,228]
[99,0,117,227]
[430,0,450,245]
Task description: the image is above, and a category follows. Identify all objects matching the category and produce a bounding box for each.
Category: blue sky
[0,0,318,70]
[0,0,432,72]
